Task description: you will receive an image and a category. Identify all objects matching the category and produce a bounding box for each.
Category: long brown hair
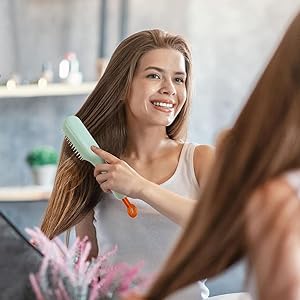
[146,13,300,299]
[41,29,192,239]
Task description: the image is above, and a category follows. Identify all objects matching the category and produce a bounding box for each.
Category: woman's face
[125,48,187,128]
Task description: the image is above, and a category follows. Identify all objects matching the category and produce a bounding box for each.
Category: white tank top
[93,143,209,299]
[248,169,300,300]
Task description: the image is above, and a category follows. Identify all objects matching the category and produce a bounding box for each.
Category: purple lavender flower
[25,227,150,300]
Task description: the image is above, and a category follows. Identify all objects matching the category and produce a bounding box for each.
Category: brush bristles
[65,136,84,160]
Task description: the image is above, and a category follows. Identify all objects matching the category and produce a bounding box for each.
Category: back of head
[146,12,300,299]
[41,29,192,240]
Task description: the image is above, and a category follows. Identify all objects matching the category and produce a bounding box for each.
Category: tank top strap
[161,142,201,199]
[182,142,200,187]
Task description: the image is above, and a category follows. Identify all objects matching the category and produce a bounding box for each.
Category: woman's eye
[147,73,160,79]
[175,77,185,84]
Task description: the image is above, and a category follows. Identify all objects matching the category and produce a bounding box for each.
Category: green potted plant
[26,146,58,186]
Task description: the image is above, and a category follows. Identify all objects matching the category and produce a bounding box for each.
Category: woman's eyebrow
[144,66,164,72]
[144,66,186,76]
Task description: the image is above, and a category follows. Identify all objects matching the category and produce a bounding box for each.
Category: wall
[186,0,300,143]
[0,95,85,186]
[2,0,300,186]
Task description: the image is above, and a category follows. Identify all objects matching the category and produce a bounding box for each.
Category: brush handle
[112,191,124,200]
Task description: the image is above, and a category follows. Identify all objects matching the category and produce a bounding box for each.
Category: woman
[41,29,213,299]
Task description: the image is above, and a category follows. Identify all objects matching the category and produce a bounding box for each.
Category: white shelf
[0,185,52,201]
[0,81,97,98]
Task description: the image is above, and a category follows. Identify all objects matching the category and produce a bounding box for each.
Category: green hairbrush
[63,115,138,218]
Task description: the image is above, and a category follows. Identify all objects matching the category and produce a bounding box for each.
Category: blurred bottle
[59,52,83,85]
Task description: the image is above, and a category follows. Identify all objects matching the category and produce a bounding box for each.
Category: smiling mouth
[151,101,175,109]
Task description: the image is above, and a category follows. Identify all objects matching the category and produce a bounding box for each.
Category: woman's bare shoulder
[193,144,215,185]
[245,175,299,244]
[250,176,295,204]
[245,176,300,300]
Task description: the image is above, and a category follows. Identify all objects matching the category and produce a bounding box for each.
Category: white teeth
[152,101,174,108]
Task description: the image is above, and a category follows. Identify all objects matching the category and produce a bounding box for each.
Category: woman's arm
[136,145,214,225]
[91,146,214,226]
[75,209,98,259]
[245,179,300,300]
[135,177,197,226]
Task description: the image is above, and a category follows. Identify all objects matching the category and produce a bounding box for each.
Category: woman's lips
[150,100,175,113]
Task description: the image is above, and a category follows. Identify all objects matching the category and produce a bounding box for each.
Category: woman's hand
[91,146,146,198]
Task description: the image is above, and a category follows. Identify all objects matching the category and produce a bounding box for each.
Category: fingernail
[91,145,98,149]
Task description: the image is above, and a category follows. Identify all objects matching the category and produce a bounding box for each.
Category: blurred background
[1,0,300,296]
[1,0,300,187]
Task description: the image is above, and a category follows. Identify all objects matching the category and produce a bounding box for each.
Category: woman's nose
[159,80,176,95]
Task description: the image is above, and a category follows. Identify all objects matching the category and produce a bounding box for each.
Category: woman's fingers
[91,146,142,197]
[98,180,112,193]
[94,163,111,177]
[91,146,119,164]
[95,173,108,184]
[94,162,121,193]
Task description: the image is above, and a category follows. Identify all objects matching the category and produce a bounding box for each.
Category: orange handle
[122,197,138,218]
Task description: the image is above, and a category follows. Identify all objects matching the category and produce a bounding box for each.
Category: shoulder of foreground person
[245,176,296,229]
[245,176,300,300]
[249,176,295,206]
